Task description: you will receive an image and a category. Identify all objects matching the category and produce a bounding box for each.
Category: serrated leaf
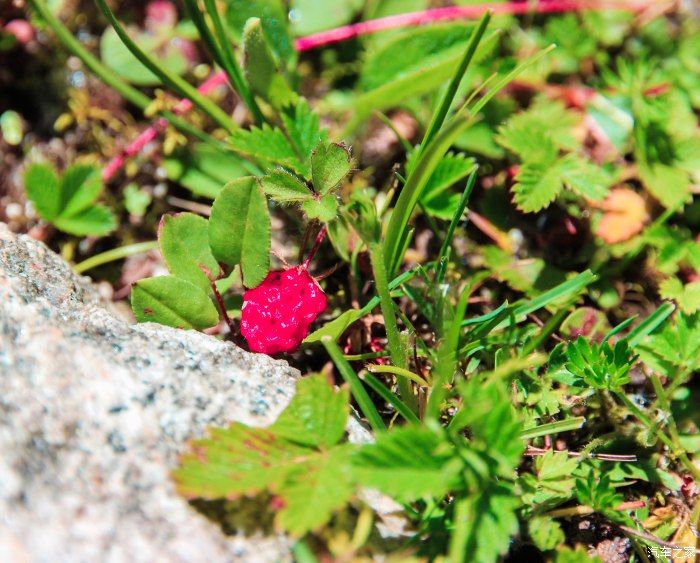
[280,100,327,163]
[229,125,303,175]
[302,193,338,221]
[639,162,692,209]
[274,445,354,536]
[512,159,564,213]
[462,483,520,563]
[24,163,60,221]
[53,205,116,236]
[269,374,349,448]
[558,154,611,201]
[243,17,297,109]
[131,275,219,329]
[352,426,464,502]
[158,213,221,293]
[209,177,271,288]
[262,169,311,202]
[311,142,351,194]
[59,164,102,217]
[659,278,700,314]
[529,516,565,551]
[175,424,308,498]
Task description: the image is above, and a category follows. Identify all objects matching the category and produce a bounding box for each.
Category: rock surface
[0,223,302,562]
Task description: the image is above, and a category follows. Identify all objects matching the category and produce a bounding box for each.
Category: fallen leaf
[594,187,649,244]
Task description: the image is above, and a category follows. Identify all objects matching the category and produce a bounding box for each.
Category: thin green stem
[448,496,470,563]
[368,242,417,412]
[521,308,568,356]
[367,364,429,388]
[95,0,236,134]
[361,372,420,424]
[322,338,386,433]
[29,0,220,146]
[73,241,158,274]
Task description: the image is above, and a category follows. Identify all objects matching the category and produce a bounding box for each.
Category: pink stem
[294,0,646,52]
[303,225,327,270]
[103,0,646,180]
[102,72,228,181]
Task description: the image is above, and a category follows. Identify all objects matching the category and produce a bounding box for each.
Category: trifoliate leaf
[302,193,338,222]
[262,169,311,202]
[269,374,349,449]
[59,164,102,217]
[24,163,60,221]
[209,177,271,288]
[52,205,116,236]
[131,275,219,330]
[311,142,351,194]
[520,450,579,505]
[158,213,221,293]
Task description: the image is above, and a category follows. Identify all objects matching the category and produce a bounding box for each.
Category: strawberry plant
[12,0,700,561]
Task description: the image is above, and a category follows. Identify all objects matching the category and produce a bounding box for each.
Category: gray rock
[0,224,301,562]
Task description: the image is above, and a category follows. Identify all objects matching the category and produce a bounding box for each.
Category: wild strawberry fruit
[241,266,327,354]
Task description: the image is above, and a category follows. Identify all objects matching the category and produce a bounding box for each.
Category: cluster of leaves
[24,163,116,236]
[24,1,700,561]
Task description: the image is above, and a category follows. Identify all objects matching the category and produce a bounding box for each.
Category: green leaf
[461,483,520,563]
[557,154,611,201]
[304,308,364,343]
[352,426,464,502]
[529,516,565,551]
[301,194,338,221]
[100,27,187,86]
[289,0,363,36]
[420,153,476,219]
[123,184,152,216]
[164,143,249,199]
[24,163,60,221]
[311,142,351,194]
[512,159,564,213]
[280,100,327,163]
[639,162,691,209]
[131,275,219,329]
[262,169,311,202]
[519,450,579,505]
[53,205,116,236]
[59,164,101,217]
[274,445,355,536]
[243,17,297,109]
[209,177,271,287]
[225,0,293,61]
[158,213,221,293]
[229,124,303,175]
[269,374,349,449]
[659,278,700,314]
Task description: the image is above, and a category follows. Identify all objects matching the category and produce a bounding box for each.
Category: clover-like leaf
[24,163,60,221]
[53,205,116,236]
[311,142,351,194]
[262,169,312,202]
[302,193,338,222]
[209,177,271,288]
[158,213,221,293]
[131,275,219,330]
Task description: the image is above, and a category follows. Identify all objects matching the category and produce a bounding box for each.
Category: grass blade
[323,338,386,432]
[626,302,675,347]
[361,372,420,424]
[520,417,586,440]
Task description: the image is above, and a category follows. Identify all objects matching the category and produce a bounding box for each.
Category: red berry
[241,267,327,354]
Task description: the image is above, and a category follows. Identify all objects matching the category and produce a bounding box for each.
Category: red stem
[303,225,327,270]
[294,0,646,52]
[103,0,646,180]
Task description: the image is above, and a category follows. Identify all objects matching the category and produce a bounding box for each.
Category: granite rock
[0,224,304,562]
